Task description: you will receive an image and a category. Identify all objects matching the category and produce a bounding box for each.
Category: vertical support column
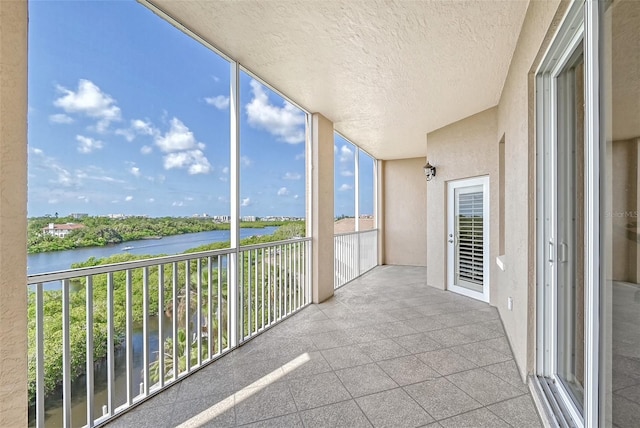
[584,1,600,425]
[0,1,28,426]
[228,61,240,347]
[310,113,334,303]
[375,160,385,265]
[354,149,360,274]
[354,148,360,232]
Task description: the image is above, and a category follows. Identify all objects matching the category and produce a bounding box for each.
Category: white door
[447,176,490,302]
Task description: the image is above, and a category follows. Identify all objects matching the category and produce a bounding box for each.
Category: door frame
[534,1,601,425]
[447,175,490,303]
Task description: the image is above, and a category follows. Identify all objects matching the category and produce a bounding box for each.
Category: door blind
[456,191,484,285]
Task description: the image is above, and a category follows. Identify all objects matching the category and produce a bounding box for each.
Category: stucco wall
[311,113,335,303]
[383,158,427,266]
[495,0,565,380]
[425,108,499,294]
[0,1,28,425]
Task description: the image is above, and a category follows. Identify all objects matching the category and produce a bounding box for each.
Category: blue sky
[27,0,373,218]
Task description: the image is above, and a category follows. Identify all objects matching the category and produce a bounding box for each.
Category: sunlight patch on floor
[175,353,311,428]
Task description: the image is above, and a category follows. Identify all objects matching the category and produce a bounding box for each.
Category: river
[27,226,278,275]
[28,226,278,427]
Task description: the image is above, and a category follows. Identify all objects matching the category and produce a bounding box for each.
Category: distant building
[42,223,85,238]
[69,213,88,219]
[241,216,257,222]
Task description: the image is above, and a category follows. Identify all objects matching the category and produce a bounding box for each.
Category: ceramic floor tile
[321,344,374,370]
[394,333,443,354]
[438,408,510,427]
[288,371,352,410]
[234,382,297,426]
[237,412,304,428]
[450,343,512,367]
[172,396,236,427]
[482,360,527,392]
[356,388,434,428]
[358,338,412,362]
[416,348,478,376]
[299,400,373,428]
[376,355,440,386]
[403,378,482,421]
[487,395,543,427]
[335,363,398,397]
[445,368,525,406]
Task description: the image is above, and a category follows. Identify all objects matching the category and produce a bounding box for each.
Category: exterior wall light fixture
[423,162,436,181]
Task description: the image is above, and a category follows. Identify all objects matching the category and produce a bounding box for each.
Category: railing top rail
[27,237,311,284]
[334,229,379,237]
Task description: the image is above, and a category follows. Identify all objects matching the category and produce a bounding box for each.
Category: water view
[27,226,278,275]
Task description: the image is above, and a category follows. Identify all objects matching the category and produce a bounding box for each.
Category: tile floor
[105,265,542,428]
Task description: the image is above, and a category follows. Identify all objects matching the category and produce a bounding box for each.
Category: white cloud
[131,119,156,136]
[31,148,44,156]
[115,129,135,142]
[155,117,204,152]
[117,119,157,142]
[125,196,133,202]
[172,201,184,207]
[205,95,230,110]
[140,145,153,155]
[339,145,353,163]
[338,183,353,191]
[222,166,229,174]
[155,118,211,174]
[295,152,305,160]
[184,196,194,201]
[76,135,104,154]
[147,198,155,203]
[130,167,141,177]
[54,79,121,132]
[163,150,212,175]
[283,172,301,180]
[277,187,289,196]
[340,170,354,177]
[293,194,299,199]
[241,156,252,167]
[48,198,59,204]
[53,166,74,187]
[241,197,251,207]
[245,79,305,144]
[49,113,74,124]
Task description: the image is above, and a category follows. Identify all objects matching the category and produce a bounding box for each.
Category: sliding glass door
[599,1,640,426]
[537,3,587,423]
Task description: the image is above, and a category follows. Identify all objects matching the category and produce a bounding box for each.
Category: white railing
[334,229,378,289]
[27,237,311,428]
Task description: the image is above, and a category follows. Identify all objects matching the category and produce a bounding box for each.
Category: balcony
[101,265,541,428]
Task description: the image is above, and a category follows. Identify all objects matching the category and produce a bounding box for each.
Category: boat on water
[122,246,134,251]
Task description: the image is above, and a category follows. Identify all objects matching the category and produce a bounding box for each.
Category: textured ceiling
[145,0,530,160]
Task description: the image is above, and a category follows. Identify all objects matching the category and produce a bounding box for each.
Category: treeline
[27,216,290,254]
[27,222,306,406]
